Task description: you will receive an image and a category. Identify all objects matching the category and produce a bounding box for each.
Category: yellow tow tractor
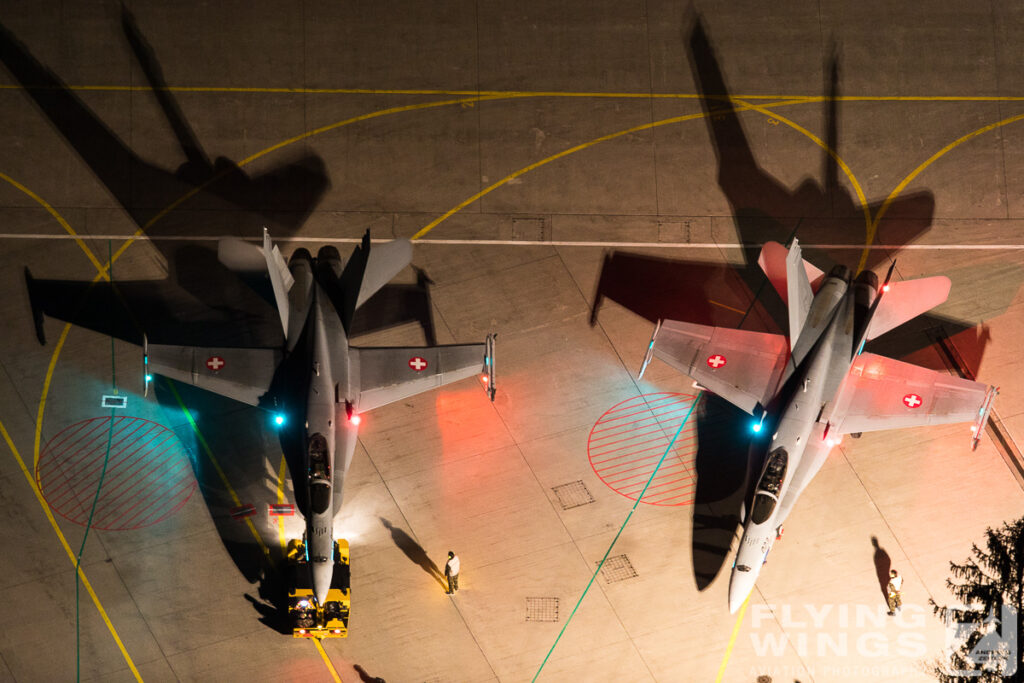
[287,538,350,638]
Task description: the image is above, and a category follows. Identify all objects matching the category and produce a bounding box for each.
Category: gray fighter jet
[638,239,996,613]
[142,230,496,608]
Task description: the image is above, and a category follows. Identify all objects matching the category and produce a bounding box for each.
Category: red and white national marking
[408,356,428,372]
[902,393,923,409]
[706,354,727,369]
[206,356,225,372]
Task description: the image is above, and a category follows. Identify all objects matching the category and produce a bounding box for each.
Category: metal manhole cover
[552,480,595,509]
[37,416,196,530]
[598,554,638,583]
[525,597,559,622]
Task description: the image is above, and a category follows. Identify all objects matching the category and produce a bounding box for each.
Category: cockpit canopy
[750,448,787,525]
[309,433,331,514]
[309,433,330,482]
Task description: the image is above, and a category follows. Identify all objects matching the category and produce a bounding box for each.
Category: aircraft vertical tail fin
[757,241,825,305]
[262,228,295,338]
[785,239,814,349]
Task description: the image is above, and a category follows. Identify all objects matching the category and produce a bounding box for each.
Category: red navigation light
[882,284,890,293]
[350,414,362,425]
[480,374,489,385]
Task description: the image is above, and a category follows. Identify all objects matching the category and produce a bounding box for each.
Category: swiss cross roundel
[408,356,428,372]
[902,393,923,409]
[206,356,225,372]
[706,354,727,369]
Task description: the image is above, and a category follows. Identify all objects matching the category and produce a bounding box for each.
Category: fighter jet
[138,230,496,609]
[638,239,996,613]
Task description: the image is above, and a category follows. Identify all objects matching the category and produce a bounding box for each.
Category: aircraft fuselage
[286,249,359,606]
[728,265,873,613]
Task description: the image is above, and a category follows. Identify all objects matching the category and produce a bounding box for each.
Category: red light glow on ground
[588,393,699,507]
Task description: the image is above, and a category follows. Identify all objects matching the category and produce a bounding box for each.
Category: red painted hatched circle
[36,416,196,530]
[588,392,700,507]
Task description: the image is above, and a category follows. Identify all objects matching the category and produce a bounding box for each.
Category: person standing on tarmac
[887,569,903,615]
[445,551,460,594]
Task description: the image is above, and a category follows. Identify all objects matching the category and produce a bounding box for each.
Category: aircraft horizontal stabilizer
[865,275,951,340]
[356,238,414,309]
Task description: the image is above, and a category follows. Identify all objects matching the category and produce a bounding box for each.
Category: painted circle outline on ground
[588,392,700,507]
[37,416,196,530]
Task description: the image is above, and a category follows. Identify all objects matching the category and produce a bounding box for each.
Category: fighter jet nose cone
[728,562,757,614]
[312,558,333,606]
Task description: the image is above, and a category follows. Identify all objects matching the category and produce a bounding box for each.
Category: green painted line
[532,394,700,681]
[75,241,119,682]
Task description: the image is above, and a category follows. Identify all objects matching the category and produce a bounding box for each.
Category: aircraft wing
[146,341,281,407]
[641,320,789,415]
[355,338,492,413]
[826,352,994,436]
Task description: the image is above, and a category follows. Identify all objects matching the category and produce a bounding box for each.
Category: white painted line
[1,233,1023,250]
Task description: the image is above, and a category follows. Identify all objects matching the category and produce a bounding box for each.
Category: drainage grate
[597,554,638,583]
[525,597,560,622]
[552,480,594,510]
[511,217,546,241]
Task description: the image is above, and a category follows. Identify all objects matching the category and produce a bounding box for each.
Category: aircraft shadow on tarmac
[6,9,439,350]
[591,14,1000,591]
[4,11,440,627]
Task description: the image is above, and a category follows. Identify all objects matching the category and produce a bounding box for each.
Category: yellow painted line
[714,594,750,683]
[163,380,273,563]
[709,300,747,316]
[0,419,143,681]
[0,175,143,675]
[32,323,72,474]
[277,454,288,552]
[412,97,815,240]
[313,638,342,682]
[857,111,1024,273]
[0,172,107,279]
